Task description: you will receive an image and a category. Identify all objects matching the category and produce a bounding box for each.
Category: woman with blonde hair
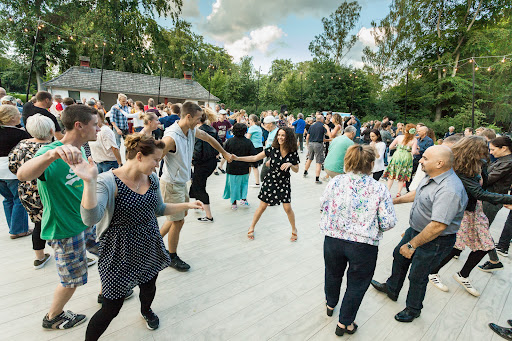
[0,104,30,238]
[329,113,344,138]
[428,136,512,296]
[382,123,418,196]
[132,101,145,132]
[139,112,162,138]
[321,144,396,336]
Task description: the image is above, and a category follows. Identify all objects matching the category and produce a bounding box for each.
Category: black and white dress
[98,174,171,300]
[258,147,300,206]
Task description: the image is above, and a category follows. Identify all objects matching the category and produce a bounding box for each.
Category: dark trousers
[85,274,158,341]
[189,158,217,205]
[324,236,378,325]
[497,210,512,251]
[295,133,304,151]
[406,159,420,190]
[431,248,491,278]
[32,221,46,250]
[386,228,455,314]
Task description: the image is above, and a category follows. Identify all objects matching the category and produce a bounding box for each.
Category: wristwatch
[406,242,416,251]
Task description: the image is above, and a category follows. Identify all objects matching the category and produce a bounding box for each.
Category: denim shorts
[48,226,99,288]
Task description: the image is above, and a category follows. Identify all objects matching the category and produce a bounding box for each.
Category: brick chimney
[79,56,90,68]
[183,71,193,84]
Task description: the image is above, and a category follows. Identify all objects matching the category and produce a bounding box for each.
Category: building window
[68,91,80,102]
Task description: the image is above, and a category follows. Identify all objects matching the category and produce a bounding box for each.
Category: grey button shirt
[409,168,468,235]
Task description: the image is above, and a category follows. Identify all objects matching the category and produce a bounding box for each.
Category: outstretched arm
[196,128,233,162]
[163,200,204,216]
[233,150,266,163]
[17,145,83,181]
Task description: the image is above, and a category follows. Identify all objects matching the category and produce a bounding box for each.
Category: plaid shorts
[48,226,99,288]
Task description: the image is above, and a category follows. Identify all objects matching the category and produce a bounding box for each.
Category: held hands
[188,200,204,210]
[280,162,293,171]
[231,154,239,161]
[223,152,234,163]
[51,145,83,165]
[399,244,415,259]
[504,204,512,210]
[68,156,98,183]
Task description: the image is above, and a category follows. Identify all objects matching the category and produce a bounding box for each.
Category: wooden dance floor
[1,160,511,340]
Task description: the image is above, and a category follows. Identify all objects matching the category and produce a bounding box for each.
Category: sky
[157,0,392,74]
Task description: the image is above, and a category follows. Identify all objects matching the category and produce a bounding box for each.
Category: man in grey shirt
[371,145,468,323]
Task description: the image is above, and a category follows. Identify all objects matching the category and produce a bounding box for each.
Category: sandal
[396,193,401,198]
[10,229,33,239]
[247,229,254,240]
[291,232,298,242]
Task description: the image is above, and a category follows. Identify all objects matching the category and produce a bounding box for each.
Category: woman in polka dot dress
[234,127,300,241]
[71,134,203,340]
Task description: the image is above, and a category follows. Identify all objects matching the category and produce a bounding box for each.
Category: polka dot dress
[98,174,171,300]
[258,147,300,206]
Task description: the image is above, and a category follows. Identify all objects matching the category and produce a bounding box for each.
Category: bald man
[371,145,467,323]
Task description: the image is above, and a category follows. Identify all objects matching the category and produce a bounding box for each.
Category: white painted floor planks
[0,157,511,341]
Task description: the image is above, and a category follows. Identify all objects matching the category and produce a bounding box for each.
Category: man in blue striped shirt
[109,93,130,147]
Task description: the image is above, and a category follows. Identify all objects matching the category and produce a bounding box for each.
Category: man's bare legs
[161,220,184,253]
[48,285,77,319]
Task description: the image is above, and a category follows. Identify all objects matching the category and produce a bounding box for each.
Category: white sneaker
[249,184,260,188]
[428,274,449,292]
[239,200,250,208]
[453,272,480,297]
[231,204,238,210]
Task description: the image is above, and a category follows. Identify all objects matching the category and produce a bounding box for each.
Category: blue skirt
[223,174,249,202]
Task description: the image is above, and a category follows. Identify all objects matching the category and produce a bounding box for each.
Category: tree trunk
[36,71,44,91]
[435,68,443,121]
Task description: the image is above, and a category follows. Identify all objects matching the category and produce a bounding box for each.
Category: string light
[475,66,479,71]
[24,28,28,32]
[57,35,61,40]
[70,35,74,40]
[487,67,492,71]
[502,57,506,63]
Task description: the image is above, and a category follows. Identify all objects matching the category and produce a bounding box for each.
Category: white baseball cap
[263,116,277,124]
[219,109,227,115]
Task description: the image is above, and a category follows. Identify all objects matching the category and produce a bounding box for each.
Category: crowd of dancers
[1,87,512,339]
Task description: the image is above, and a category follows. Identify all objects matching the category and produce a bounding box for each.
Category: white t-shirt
[132,110,144,128]
[89,125,118,163]
[372,141,387,173]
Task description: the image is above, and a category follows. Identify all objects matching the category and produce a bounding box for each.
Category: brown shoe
[10,229,33,239]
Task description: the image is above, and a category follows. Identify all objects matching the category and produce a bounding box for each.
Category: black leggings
[431,248,489,278]
[372,171,384,181]
[32,221,46,251]
[85,274,158,341]
[189,158,217,205]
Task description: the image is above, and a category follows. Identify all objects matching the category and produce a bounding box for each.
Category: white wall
[48,88,98,103]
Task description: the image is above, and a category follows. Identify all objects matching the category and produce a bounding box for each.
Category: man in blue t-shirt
[292,113,306,152]
[159,103,181,129]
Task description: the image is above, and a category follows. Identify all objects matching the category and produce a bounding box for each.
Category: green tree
[308,1,362,65]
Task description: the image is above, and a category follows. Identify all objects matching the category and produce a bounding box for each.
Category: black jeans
[497,210,512,251]
[324,236,378,325]
[386,228,455,314]
[189,158,217,205]
[85,274,158,341]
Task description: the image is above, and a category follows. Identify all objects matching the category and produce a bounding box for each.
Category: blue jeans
[0,178,29,235]
[386,227,455,314]
[113,129,128,148]
[324,236,378,325]
[97,160,119,174]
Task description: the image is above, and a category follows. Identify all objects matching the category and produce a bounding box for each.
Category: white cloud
[357,26,392,47]
[203,0,340,42]
[181,0,200,17]
[224,26,285,61]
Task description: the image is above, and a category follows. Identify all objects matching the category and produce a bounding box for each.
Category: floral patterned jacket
[320,172,397,246]
[8,140,50,223]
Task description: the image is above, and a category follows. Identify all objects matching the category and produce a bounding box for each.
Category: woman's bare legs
[387,178,394,191]
[251,167,260,185]
[283,203,297,241]
[248,200,268,239]
[396,181,405,196]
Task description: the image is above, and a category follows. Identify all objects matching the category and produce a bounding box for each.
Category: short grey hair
[54,94,62,100]
[298,113,304,119]
[344,125,357,134]
[26,114,55,139]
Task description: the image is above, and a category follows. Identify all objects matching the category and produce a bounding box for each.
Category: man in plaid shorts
[18,105,116,329]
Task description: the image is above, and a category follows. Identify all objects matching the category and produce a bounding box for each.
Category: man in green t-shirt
[17,105,102,330]
[324,125,356,178]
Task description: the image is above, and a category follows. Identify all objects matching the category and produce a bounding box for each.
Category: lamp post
[255,66,261,113]
[98,41,106,101]
[26,19,41,101]
[404,64,409,124]
[471,57,475,129]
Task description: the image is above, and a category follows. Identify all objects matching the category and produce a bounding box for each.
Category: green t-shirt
[324,135,354,174]
[35,141,88,240]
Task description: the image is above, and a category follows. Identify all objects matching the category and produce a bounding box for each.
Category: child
[223,123,256,210]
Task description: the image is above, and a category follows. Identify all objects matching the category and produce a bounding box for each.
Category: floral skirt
[454,201,494,252]
[382,149,412,182]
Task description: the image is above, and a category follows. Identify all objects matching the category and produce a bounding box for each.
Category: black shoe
[214,171,219,176]
[326,305,334,317]
[478,261,504,272]
[197,216,214,223]
[394,308,420,323]
[141,309,159,330]
[508,320,512,327]
[218,167,226,174]
[169,255,190,271]
[370,280,397,301]
[496,247,509,257]
[303,171,308,178]
[42,310,87,329]
[489,323,512,340]
[98,288,134,304]
[335,322,358,336]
